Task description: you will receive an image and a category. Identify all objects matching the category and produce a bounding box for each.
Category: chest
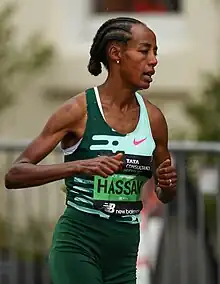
[102,105,140,135]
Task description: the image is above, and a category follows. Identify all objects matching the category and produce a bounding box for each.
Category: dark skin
[5,23,177,203]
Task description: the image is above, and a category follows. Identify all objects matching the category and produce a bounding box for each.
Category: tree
[184,74,220,236]
[0,3,54,113]
[185,74,220,141]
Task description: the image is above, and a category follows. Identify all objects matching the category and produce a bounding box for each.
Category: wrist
[68,161,83,175]
[155,186,174,204]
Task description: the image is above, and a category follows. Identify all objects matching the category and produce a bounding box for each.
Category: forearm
[5,162,80,189]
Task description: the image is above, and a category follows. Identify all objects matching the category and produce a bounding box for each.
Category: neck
[99,74,137,109]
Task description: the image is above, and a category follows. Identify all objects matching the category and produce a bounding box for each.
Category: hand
[77,153,123,178]
[155,159,177,203]
[156,159,177,189]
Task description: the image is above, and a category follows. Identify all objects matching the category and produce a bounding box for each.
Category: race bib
[122,154,153,178]
[93,174,147,215]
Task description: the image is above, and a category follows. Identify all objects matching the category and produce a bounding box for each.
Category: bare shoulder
[12,91,87,165]
[45,91,87,133]
[142,96,168,140]
[142,96,166,125]
[53,91,86,122]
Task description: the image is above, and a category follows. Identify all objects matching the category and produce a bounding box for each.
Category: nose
[148,52,158,67]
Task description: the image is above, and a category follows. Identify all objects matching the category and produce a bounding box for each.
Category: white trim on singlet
[94,86,105,119]
[61,138,83,156]
[94,86,116,132]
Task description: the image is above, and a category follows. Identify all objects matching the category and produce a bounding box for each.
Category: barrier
[0,140,219,284]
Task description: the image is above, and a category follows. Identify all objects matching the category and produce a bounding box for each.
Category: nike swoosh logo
[133,138,147,146]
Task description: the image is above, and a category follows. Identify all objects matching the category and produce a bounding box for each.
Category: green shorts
[49,206,140,284]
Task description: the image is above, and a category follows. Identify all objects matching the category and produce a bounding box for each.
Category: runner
[5,17,177,284]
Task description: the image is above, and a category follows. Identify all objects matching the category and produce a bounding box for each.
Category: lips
[142,71,154,83]
[143,72,154,83]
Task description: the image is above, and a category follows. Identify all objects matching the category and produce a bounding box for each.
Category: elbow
[5,173,14,189]
[4,166,21,189]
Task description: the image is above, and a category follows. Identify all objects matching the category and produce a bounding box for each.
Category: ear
[107,42,122,62]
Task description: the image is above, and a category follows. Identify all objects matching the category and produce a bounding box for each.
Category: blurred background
[0,0,220,283]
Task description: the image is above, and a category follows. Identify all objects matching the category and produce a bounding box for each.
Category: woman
[5,17,177,284]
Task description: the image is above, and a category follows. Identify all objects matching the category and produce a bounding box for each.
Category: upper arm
[14,93,86,165]
[145,100,170,168]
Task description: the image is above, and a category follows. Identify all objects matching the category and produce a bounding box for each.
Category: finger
[108,157,123,166]
[107,158,124,170]
[113,153,123,161]
[158,159,171,169]
[95,166,113,177]
[99,164,117,176]
[104,160,122,172]
[158,166,176,175]
[158,172,177,180]
[92,167,109,178]
[158,178,177,188]
[158,177,177,184]
[96,155,122,165]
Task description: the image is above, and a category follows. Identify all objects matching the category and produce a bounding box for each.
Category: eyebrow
[139,42,158,50]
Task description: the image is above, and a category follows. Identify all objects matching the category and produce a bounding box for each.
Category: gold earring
[116,60,119,64]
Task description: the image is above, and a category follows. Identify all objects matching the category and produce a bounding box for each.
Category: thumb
[158,159,171,169]
[113,153,123,161]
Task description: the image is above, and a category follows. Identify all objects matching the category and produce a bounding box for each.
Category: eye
[140,50,148,55]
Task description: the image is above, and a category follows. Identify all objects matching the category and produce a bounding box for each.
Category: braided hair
[88,17,144,76]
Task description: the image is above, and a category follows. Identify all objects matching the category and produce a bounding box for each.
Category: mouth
[142,71,155,83]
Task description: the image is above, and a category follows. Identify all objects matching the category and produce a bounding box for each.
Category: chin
[138,82,150,90]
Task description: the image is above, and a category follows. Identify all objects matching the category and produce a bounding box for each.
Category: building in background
[0,0,219,140]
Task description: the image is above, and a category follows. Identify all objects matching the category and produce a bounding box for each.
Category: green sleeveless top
[63,87,155,224]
